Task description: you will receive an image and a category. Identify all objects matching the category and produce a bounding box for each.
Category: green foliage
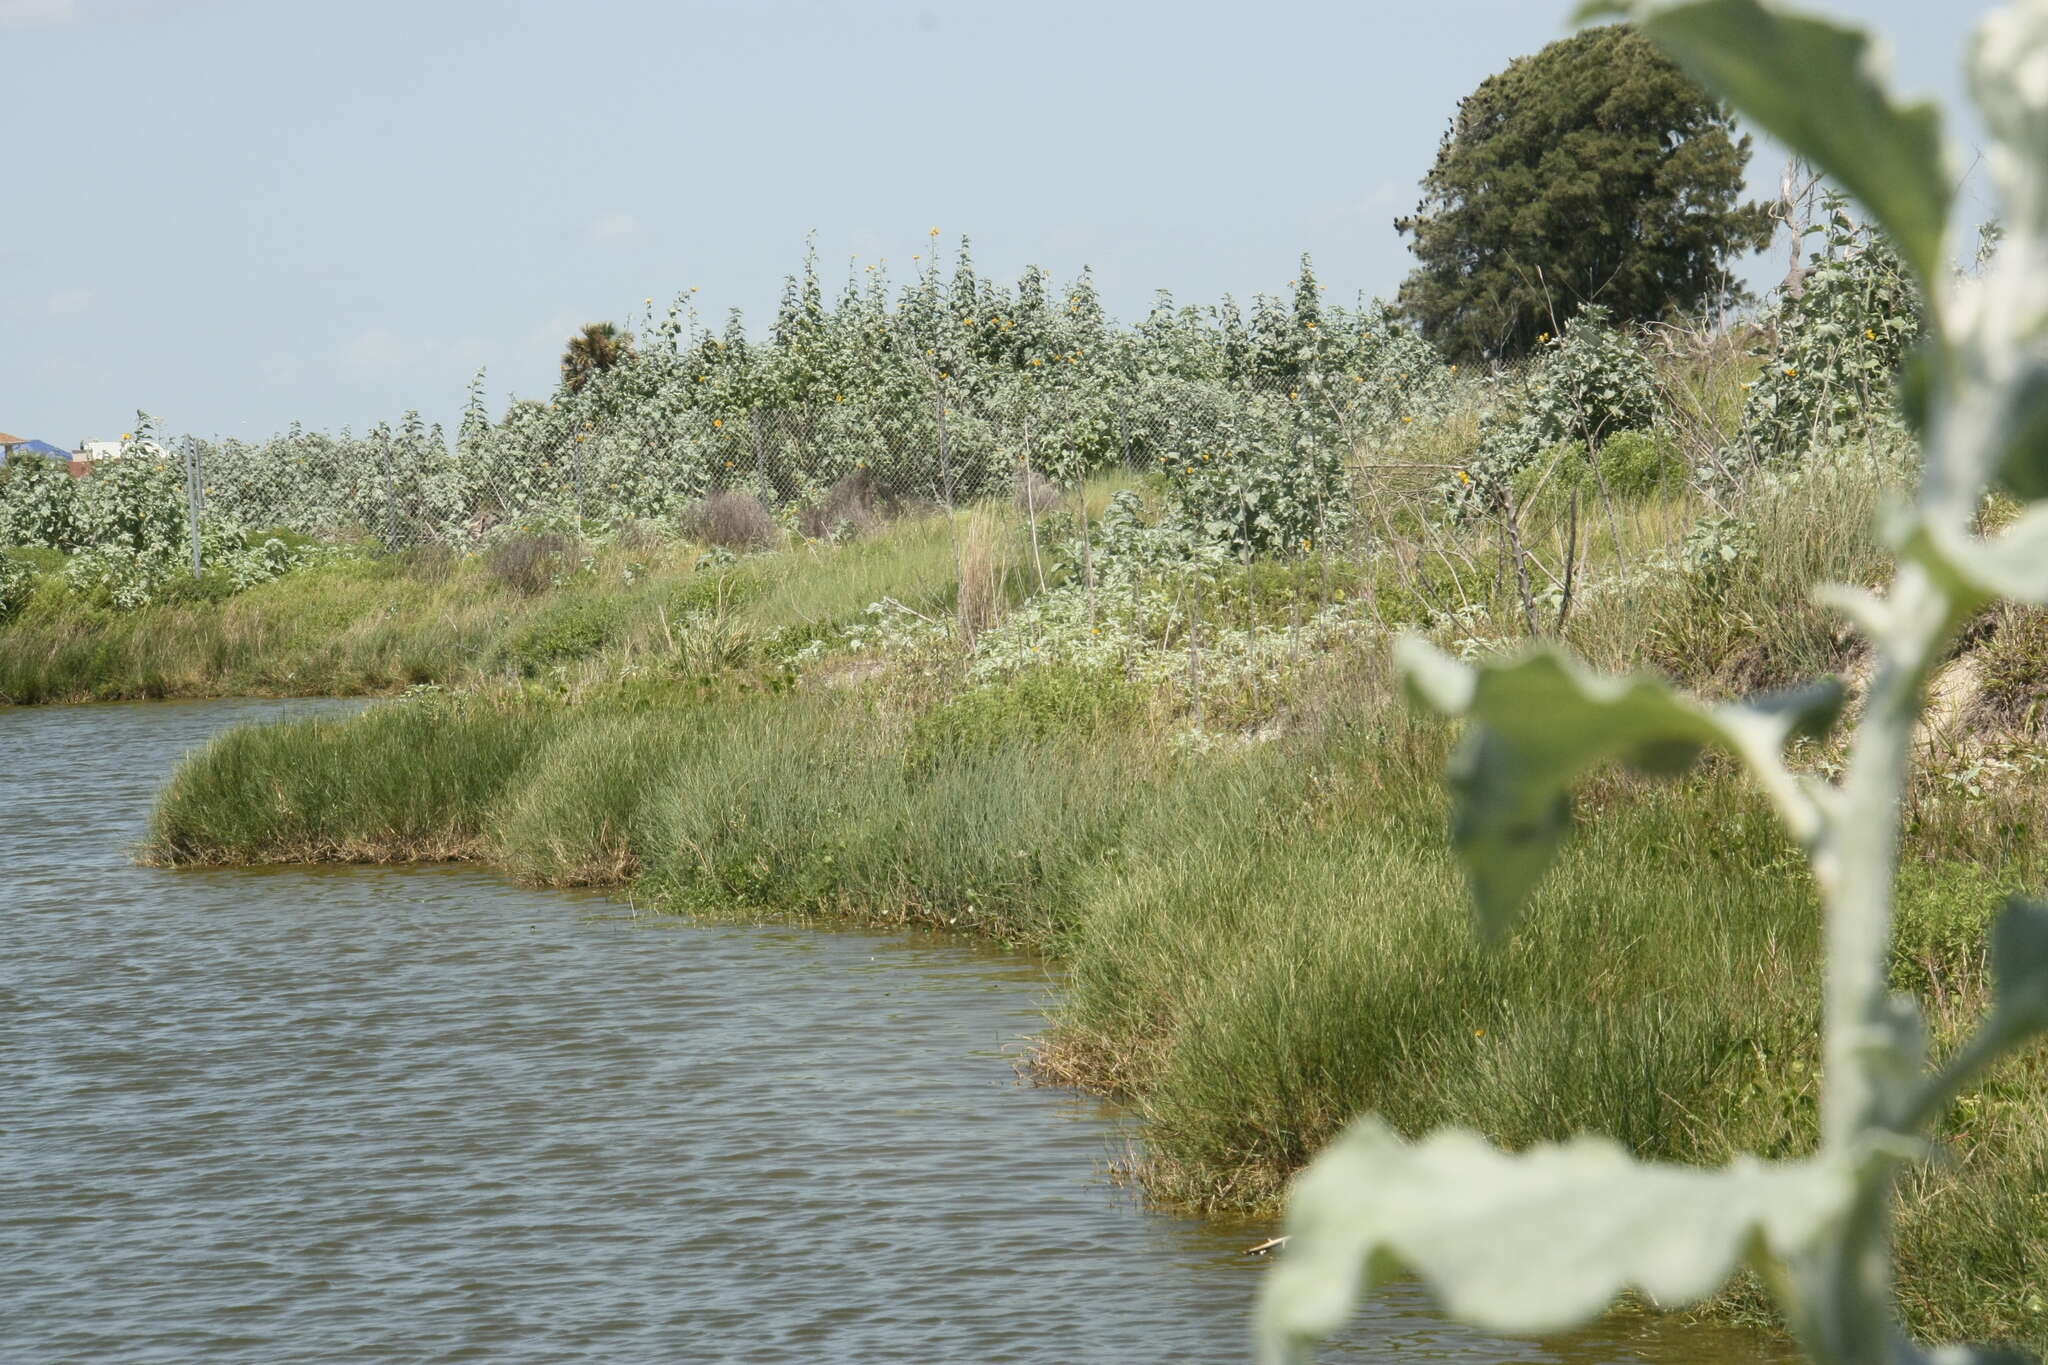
[1395,24,1772,362]
[1736,205,1925,462]
[0,413,362,611]
[1891,860,2012,994]
[59,425,201,609]
[144,244,1475,561]
[1452,308,1664,511]
[70,431,189,555]
[1525,305,1661,444]
[1513,431,1686,509]
[0,451,81,548]
[1591,428,1685,496]
[1160,391,1354,559]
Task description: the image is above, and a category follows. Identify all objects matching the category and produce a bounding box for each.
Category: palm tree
[560,322,635,394]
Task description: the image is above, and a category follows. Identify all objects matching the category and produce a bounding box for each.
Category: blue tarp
[2,440,72,461]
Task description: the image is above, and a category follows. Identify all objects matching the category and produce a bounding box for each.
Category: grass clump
[906,665,1148,766]
[143,696,559,865]
[1974,605,2048,732]
[628,693,1156,944]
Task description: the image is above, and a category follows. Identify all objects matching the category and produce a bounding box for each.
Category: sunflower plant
[1738,198,1927,463]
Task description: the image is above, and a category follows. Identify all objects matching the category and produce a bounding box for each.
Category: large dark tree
[560,322,635,394]
[1395,25,1772,362]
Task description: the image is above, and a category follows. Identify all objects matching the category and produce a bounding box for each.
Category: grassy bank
[0,430,1906,712]
[142,675,2048,1354]
[0,510,985,705]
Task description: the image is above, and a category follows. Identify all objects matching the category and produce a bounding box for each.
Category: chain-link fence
[1,371,1466,572]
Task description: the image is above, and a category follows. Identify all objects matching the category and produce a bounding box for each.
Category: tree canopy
[1394,25,1772,363]
[560,322,636,394]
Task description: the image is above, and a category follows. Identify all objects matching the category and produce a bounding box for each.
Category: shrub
[71,442,191,555]
[1735,202,1923,464]
[1510,430,1686,510]
[682,491,779,551]
[485,531,581,596]
[0,451,81,548]
[1523,306,1659,446]
[504,597,621,673]
[1161,392,1351,559]
[63,543,191,610]
[1449,310,1662,515]
[797,471,885,541]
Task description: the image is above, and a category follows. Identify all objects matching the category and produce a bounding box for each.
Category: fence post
[181,437,204,578]
[1081,479,1095,630]
[935,385,953,509]
[380,434,400,550]
[1022,416,1046,592]
[751,408,768,497]
[1118,389,1130,469]
[573,431,586,526]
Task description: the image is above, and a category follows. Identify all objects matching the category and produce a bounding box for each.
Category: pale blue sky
[2,0,2000,445]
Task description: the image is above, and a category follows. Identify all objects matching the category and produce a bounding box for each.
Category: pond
[0,700,1791,1362]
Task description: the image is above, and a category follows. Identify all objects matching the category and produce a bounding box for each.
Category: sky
[0,0,2004,447]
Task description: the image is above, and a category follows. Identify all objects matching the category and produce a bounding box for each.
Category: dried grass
[682,491,779,551]
[954,508,1006,646]
[484,531,578,596]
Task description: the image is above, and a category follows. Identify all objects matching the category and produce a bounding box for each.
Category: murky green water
[0,700,1793,1362]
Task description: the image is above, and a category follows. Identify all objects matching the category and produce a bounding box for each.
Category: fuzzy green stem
[1794,556,1955,1365]
[1816,566,1943,1145]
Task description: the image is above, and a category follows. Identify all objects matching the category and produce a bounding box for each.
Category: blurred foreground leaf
[1397,639,1841,935]
[1255,1118,1854,1363]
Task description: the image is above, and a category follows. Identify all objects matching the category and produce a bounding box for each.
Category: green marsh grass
[143,697,560,865]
